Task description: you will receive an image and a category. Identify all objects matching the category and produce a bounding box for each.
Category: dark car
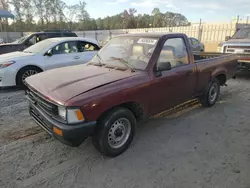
[25,33,237,157]
[189,37,204,52]
[0,30,78,55]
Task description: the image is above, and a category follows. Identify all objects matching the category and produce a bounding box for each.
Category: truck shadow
[0,86,22,93]
[236,70,250,80]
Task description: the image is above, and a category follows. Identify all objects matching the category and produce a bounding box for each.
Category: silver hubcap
[22,70,38,81]
[209,83,218,102]
[108,118,131,149]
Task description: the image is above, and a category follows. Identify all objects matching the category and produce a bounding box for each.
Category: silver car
[189,37,204,52]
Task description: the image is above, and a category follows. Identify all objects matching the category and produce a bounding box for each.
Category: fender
[211,67,227,79]
[16,64,44,74]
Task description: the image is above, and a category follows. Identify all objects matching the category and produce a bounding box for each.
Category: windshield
[23,39,55,53]
[12,35,30,44]
[91,36,159,70]
[232,28,250,39]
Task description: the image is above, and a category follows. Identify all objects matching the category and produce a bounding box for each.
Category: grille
[226,46,250,49]
[30,107,52,132]
[26,88,58,117]
[225,45,250,54]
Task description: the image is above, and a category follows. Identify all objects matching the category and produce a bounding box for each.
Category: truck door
[150,37,197,114]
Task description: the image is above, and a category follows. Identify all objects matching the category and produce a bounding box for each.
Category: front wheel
[16,67,41,87]
[200,78,220,107]
[92,107,136,157]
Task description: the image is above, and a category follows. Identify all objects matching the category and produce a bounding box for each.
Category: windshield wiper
[110,57,135,72]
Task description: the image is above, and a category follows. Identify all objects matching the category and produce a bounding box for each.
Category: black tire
[92,107,136,157]
[199,78,220,107]
[16,66,41,87]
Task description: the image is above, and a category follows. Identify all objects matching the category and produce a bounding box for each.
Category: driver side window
[28,34,46,45]
[51,41,78,55]
[28,35,36,45]
[157,37,189,69]
[78,41,99,52]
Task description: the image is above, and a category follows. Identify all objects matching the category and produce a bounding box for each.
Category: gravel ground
[1,72,250,188]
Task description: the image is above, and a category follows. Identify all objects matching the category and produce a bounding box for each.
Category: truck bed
[193,52,237,62]
[193,52,238,96]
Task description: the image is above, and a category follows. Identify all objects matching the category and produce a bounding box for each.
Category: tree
[77,0,89,21]
[22,0,34,30]
[33,0,45,27]
[151,8,163,27]
[121,8,137,28]
[3,3,190,31]
[10,0,23,29]
[96,18,104,30]
[65,4,79,30]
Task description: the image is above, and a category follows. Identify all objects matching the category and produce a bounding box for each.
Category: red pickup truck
[25,33,237,157]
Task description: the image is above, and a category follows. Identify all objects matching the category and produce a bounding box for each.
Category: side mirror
[44,49,52,57]
[225,36,231,41]
[157,62,171,72]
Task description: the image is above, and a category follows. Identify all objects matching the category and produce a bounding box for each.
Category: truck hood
[25,64,137,105]
[0,51,34,62]
[221,39,250,46]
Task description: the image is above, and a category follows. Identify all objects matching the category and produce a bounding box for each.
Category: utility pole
[236,15,240,24]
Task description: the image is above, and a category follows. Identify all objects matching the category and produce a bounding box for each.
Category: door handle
[73,56,80,59]
[186,70,193,76]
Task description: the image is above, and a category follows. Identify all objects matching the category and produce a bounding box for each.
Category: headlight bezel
[217,46,222,52]
[0,61,15,69]
[57,106,85,125]
[217,43,224,53]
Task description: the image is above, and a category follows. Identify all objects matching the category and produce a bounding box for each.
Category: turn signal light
[53,127,63,136]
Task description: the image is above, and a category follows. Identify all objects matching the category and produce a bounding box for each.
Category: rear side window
[191,38,200,45]
[52,41,79,55]
[78,41,99,52]
[47,33,62,38]
[62,32,77,37]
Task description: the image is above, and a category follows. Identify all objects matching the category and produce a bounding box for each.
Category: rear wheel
[16,67,41,87]
[200,78,220,107]
[92,107,136,157]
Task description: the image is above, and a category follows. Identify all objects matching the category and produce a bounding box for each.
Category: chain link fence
[2,22,248,51]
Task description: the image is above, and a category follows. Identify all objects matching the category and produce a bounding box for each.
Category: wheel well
[16,65,43,84]
[215,74,226,85]
[97,102,144,123]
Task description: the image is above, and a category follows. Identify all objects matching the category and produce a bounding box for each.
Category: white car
[0,37,100,87]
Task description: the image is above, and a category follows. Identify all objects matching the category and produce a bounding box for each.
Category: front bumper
[0,67,17,87]
[29,102,96,147]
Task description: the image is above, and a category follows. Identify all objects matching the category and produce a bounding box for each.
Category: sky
[68,0,250,22]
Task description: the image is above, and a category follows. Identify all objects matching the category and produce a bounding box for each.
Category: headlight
[217,43,223,53]
[58,106,85,124]
[58,106,66,120]
[0,61,15,69]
